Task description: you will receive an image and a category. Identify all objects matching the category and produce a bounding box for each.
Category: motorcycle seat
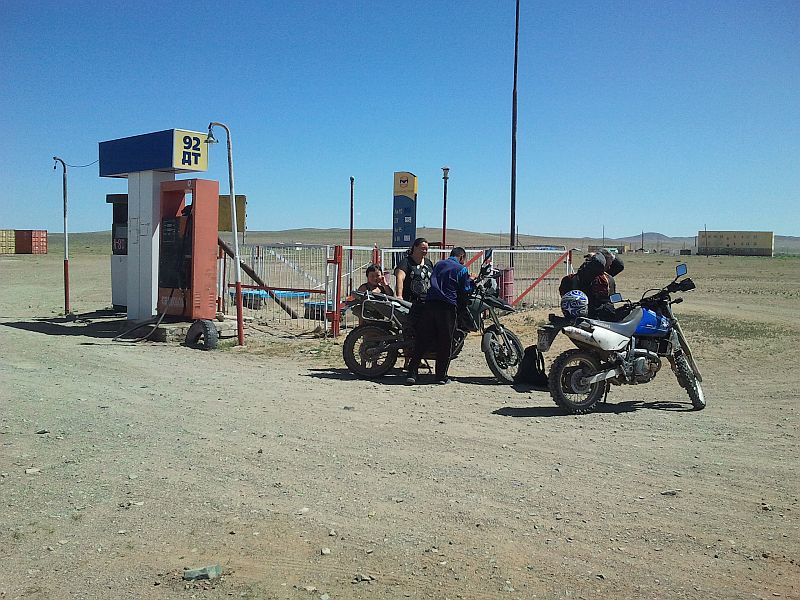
[582,307,643,338]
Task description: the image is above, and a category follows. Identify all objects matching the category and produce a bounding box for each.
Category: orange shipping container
[15,230,48,254]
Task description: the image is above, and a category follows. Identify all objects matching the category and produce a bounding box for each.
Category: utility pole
[510,0,520,250]
[53,157,70,316]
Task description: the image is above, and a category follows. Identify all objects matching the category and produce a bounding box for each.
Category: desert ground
[1,238,798,600]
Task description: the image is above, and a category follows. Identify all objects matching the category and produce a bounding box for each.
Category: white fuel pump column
[126,170,175,321]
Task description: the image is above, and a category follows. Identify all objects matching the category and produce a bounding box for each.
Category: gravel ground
[1,252,798,599]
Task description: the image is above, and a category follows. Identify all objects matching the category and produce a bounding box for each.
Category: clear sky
[1,1,798,239]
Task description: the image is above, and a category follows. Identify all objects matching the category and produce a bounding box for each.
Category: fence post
[326,245,343,337]
[372,244,380,266]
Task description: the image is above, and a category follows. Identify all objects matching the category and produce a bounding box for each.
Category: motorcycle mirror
[609,293,623,303]
[482,248,493,265]
[676,263,688,278]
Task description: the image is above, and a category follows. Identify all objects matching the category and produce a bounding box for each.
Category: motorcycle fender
[562,325,628,352]
[481,325,504,353]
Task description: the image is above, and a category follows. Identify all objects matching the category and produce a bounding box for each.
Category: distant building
[587,244,630,254]
[697,231,773,257]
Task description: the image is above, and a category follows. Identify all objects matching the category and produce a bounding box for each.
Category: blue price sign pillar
[392,172,418,259]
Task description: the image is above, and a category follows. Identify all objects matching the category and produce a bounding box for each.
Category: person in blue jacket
[405,247,473,385]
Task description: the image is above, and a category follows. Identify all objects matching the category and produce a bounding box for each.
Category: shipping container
[15,230,48,254]
[0,229,15,254]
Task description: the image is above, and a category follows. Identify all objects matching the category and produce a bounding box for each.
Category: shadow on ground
[307,369,537,388]
[1,309,220,346]
[1,309,131,340]
[307,367,406,385]
[493,399,694,418]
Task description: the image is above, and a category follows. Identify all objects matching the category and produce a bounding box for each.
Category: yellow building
[697,231,774,257]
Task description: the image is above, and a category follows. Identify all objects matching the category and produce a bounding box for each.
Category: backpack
[558,273,578,297]
[514,345,548,387]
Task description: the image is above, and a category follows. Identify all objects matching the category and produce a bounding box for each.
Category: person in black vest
[394,237,433,304]
[405,247,473,385]
[394,238,433,352]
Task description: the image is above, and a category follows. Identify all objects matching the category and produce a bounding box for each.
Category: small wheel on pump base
[185,319,219,350]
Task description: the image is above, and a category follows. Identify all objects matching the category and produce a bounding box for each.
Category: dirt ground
[1,250,798,600]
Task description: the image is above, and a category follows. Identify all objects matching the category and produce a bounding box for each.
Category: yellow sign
[172,129,209,172]
[218,195,246,232]
[393,171,417,199]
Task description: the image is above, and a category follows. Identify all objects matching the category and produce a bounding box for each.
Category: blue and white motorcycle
[538,264,705,414]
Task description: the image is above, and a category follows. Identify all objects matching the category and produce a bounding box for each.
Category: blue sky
[1,1,798,238]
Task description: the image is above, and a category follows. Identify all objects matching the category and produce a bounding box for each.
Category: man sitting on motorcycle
[357,264,394,296]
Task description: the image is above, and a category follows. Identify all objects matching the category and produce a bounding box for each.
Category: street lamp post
[207,122,244,346]
[53,157,71,316]
[441,167,449,248]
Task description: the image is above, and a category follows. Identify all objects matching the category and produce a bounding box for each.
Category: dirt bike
[342,252,523,383]
[537,263,705,414]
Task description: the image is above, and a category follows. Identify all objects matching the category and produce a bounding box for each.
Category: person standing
[394,238,433,349]
[405,247,473,385]
[394,237,433,304]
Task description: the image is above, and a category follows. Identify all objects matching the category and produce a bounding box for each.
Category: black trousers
[407,300,457,380]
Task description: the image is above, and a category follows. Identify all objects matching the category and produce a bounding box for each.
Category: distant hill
[42,229,800,255]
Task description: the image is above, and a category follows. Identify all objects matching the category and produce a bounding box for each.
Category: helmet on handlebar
[560,290,589,318]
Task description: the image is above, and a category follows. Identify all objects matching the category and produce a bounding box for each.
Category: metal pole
[510,0,520,250]
[209,122,244,345]
[53,157,70,315]
[349,176,354,292]
[441,167,449,248]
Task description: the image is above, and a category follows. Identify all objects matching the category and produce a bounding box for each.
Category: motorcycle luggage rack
[361,292,398,325]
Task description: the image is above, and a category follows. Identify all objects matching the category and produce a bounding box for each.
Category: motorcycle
[537,263,705,414]
[342,251,524,383]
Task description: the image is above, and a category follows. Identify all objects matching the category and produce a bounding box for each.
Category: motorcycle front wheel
[482,327,524,384]
[548,349,606,414]
[343,325,399,379]
[673,353,706,410]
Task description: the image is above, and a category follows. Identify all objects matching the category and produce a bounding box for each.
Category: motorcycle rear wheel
[343,325,399,379]
[674,353,706,410]
[483,327,524,384]
[548,349,606,414]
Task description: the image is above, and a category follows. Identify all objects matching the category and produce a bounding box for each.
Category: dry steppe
[1,234,798,600]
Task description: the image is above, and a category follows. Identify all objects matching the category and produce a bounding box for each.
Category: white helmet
[561,289,589,318]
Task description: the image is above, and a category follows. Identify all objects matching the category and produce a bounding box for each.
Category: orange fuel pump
[157,179,219,320]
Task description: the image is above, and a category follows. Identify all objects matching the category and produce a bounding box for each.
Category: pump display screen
[158,217,192,289]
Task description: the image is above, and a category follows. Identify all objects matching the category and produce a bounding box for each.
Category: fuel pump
[157,179,219,321]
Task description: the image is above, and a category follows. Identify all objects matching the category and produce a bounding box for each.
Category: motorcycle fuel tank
[634,309,671,337]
